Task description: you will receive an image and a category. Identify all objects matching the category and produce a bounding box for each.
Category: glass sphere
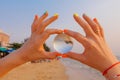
[53,33,73,54]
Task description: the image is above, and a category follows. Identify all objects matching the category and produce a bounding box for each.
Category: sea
[60,56,120,80]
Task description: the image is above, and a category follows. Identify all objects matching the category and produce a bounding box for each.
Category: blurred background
[0,0,120,56]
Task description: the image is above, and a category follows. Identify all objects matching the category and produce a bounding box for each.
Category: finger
[41,29,63,41]
[73,13,94,36]
[62,54,68,58]
[45,52,59,59]
[83,14,101,36]
[37,11,48,25]
[36,14,59,34]
[56,53,62,56]
[64,29,88,47]
[93,18,105,39]
[31,15,39,33]
[65,52,86,63]
[32,12,48,33]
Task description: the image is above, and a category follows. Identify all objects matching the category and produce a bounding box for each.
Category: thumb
[45,52,58,59]
[65,52,86,63]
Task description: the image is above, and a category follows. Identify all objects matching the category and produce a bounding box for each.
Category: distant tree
[43,43,50,52]
[8,41,50,52]
[7,42,23,50]
[24,38,50,52]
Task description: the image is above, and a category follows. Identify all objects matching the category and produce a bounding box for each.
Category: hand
[0,12,63,77]
[17,12,63,62]
[64,14,119,72]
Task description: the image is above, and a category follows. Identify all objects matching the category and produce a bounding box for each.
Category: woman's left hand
[64,14,119,73]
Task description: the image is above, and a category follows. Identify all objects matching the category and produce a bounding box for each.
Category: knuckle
[86,39,97,48]
[82,38,89,46]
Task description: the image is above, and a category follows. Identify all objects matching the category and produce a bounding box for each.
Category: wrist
[14,47,30,63]
[99,54,119,72]
[0,49,27,67]
[104,62,120,80]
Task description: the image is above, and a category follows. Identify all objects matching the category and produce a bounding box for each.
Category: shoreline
[61,58,105,80]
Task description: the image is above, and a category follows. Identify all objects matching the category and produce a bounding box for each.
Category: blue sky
[0,0,120,55]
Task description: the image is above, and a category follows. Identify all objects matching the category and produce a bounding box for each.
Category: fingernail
[62,54,68,58]
[73,13,79,17]
[44,11,48,15]
[56,53,62,56]
[54,13,59,17]
[83,13,88,17]
[93,18,97,22]
[35,15,38,19]
[64,29,68,33]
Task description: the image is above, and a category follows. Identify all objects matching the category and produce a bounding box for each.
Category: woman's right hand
[64,14,119,73]
[0,12,63,77]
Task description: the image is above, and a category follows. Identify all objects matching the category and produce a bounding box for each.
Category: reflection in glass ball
[53,34,73,54]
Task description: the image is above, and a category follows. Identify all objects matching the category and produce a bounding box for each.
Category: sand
[0,60,68,80]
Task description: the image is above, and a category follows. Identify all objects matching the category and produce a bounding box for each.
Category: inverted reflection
[53,34,73,54]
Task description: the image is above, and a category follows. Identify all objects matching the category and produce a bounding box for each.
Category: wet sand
[0,60,68,80]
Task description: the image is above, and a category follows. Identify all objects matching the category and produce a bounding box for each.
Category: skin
[64,14,120,80]
[0,13,119,80]
[0,12,63,77]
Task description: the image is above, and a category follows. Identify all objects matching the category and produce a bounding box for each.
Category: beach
[0,58,106,80]
[1,57,120,80]
[61,58,106,80]
[0,60,68,80]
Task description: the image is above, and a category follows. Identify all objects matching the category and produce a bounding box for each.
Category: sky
[0,0,120,55]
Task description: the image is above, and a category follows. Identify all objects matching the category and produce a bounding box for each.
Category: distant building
[0,30,9,47]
